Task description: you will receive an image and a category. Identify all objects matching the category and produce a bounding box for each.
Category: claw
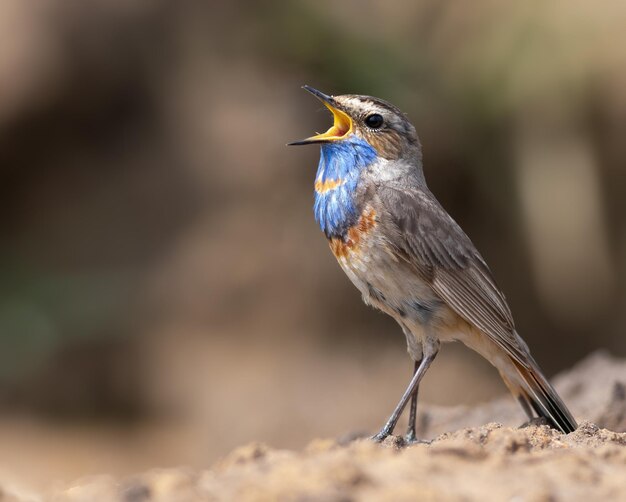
[403,433,431,446]
[404,430,417,443]
[371,431,389,443]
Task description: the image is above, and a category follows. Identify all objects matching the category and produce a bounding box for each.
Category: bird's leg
[372,342,438,443]
[405,359,421,443]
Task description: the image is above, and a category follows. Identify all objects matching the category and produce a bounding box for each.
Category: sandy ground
[5,352,626,501]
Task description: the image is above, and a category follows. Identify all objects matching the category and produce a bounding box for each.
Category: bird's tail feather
[504,357,577,434]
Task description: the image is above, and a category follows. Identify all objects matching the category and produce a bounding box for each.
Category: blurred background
[0,0,624,492]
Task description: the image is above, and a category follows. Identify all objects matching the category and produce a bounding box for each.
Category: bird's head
[289,85,420,162]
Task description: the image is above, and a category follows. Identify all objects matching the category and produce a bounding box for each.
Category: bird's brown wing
[378,185,531,366]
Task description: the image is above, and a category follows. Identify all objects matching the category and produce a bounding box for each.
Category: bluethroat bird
[289,86,577,442]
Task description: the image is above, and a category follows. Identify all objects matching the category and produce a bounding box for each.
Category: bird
[289,85,577,442]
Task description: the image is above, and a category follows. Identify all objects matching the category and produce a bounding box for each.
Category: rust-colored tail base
[507,358,577,433]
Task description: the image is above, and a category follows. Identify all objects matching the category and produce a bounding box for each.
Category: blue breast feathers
[314,136,377,238]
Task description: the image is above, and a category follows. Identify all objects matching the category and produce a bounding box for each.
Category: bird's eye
[365,113,384,129]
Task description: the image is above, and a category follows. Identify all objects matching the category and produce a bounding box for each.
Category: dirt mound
[29,352,626,500]
[46,422,624,502]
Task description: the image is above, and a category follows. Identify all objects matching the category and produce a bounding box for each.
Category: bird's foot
[371,419,396,443]
[371,431,429,447]
[371,431,390,443]
[404,429,418,444]
[403,432,431,446]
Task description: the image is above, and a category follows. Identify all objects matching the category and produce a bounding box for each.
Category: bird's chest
[325,199,445,332]
[313,140,423,314]
[324,204,393,305]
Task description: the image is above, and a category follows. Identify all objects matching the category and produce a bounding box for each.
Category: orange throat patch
[314,178,345,193]
[329,208,377,259]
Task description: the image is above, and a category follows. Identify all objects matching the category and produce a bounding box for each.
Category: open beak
[288,85,353,145]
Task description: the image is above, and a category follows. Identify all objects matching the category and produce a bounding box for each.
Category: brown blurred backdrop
[0,0,625,492]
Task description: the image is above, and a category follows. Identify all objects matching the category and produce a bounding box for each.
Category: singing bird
[289,86,577,442]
